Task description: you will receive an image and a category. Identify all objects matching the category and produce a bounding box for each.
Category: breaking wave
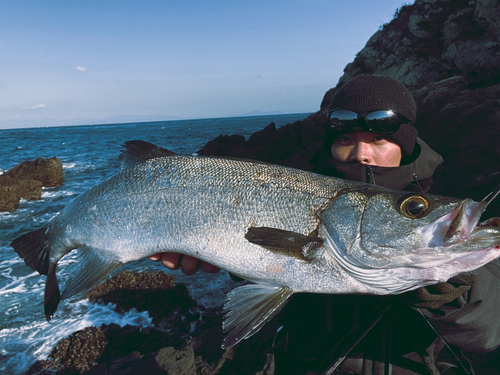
[0,113,310,373]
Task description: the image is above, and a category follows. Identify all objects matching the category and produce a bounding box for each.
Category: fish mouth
[421,198,500,247]
[320,199,500,294]
[444,199,488,243]
[405,198,500,272]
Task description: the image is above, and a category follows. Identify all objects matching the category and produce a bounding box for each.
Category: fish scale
[11,141,500,348]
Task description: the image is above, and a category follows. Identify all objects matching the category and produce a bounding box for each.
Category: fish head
[319,185,500,293]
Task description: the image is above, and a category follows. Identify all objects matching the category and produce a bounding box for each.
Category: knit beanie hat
[326,74,418,157]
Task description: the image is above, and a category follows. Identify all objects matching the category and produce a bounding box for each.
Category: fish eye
[398,194,429,219]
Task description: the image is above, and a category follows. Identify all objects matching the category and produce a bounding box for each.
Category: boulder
[27,326,109,374]
[26,271,276,375]
[155,346,197,375]
[0,157,63,212]
[197,0,500,215]
[24,0,500,374]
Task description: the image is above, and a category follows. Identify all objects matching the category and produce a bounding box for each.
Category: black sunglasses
[326,109,411,134]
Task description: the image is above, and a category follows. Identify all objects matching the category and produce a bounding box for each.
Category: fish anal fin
[11,226,51,275]
[222,282,294,349]
[45,264,60,321]
[245,227,323,260]
[119,140,177,168]
[60,246,123,300]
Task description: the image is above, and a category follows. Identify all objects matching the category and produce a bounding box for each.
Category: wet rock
[83,270,197,327]
[27,326,108,375]
[0,157,62,212]
[26,271,276,375]
[198,121,304,166]
[3,157,63,187]
[198,0,500,213]
[24,0,500,374]
[155,346,197,374]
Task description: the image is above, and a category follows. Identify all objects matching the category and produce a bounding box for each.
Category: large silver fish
[11,141,500,348]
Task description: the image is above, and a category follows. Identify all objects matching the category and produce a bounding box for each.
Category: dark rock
[198,121,305,166]
[198,134,246,157]
[87,351,154,375]
[27,271,277,375]
[82,270,196,326]
[197,0,500,212]
[26,0,500,374]
[27,326,108,375]
[154,346,197,374]
[0,157,63,212]
[0,184,22,212]
[3,157,63,187]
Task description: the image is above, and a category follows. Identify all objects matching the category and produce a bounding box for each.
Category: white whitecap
[0,300,153,374]
[41,190,74,199]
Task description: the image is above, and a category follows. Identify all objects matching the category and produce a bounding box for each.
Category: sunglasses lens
[366,110,401,133]
[328,110,358,130]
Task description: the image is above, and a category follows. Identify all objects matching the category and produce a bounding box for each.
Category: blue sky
[0,0,410,128]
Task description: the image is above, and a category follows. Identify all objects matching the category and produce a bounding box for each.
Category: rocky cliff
[25,0,500,374]
[199,0,500,216]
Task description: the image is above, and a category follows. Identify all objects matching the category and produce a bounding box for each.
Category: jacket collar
[329,138,443,191]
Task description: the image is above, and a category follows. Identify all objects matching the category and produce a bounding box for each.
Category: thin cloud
[75,66,87,71]
[22,104,46,110]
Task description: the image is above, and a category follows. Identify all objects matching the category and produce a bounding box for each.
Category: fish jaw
[414,198,500,255]
[320,196,500,294]
[387,198,500,287]
[442,199,486,243]
[324,224,500,295]
[422,244,500,281]
[386,198,500,271]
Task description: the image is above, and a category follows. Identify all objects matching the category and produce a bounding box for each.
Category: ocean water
[0,113,311,374]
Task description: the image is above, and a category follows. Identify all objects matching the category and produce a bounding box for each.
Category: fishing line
[481,182,500,207]
[320,298,391,375]
[416,309,472,374]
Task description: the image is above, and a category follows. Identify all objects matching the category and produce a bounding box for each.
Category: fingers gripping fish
[11,141,500,348]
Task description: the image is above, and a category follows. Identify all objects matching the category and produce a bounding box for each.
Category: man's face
[330,131,402,167]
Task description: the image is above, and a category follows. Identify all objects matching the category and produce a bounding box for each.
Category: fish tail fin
[11,227,62,320]
[60,245,123,300]
[45,264,60,321]
[222,282,294,349]
[11,227,51,276]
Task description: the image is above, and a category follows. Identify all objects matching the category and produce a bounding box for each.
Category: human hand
[402,273,478,309]
[148,252,220,275]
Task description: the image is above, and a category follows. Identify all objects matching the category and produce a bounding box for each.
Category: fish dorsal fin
[222,282,294,348]
[119,140,177,168]
[245,227,323,261]
[60,245,123,300]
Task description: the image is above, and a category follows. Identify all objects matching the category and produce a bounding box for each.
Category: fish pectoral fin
[222,282,294,349]
[245,226,323,260]
[119,140,177,168]
[60,245,123,300]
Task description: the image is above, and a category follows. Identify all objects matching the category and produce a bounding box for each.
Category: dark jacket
[311,137,443,191]
[274,138,500,375]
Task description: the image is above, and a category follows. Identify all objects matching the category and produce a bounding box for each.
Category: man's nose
[350,142,373,164]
